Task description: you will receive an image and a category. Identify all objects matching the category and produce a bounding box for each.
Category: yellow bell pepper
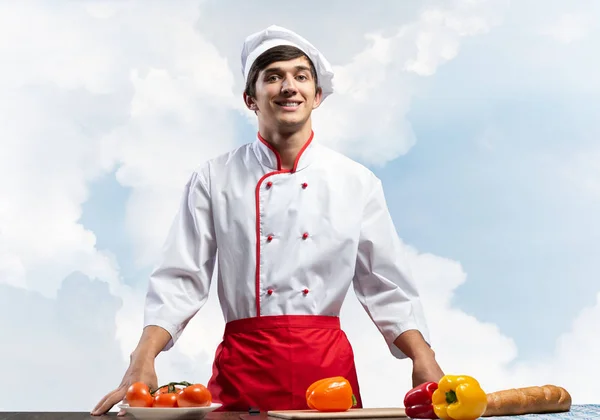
[432,375,487,420]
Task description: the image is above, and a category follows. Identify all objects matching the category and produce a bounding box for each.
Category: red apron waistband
[224,315,341,334]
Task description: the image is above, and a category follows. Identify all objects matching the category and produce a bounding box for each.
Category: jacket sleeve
[352,176,431,359]
[143,166,217,351]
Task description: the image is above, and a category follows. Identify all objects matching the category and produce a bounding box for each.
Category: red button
[302,232,309,240]
[267,235,273,242]
[266,181,273,188]
[267,289,273,296]
[303,289,309,294]
[302,183,308,189]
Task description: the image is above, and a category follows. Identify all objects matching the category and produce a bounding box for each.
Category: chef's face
[245,56,323,133]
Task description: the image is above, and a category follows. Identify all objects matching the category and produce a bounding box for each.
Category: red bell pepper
[404,381,439,419]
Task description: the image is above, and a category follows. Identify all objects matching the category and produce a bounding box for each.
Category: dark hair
[244,45,319,98]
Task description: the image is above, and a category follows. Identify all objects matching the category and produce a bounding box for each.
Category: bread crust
[483,385,572,417]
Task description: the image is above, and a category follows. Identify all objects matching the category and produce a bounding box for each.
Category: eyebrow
[263,65,312,75]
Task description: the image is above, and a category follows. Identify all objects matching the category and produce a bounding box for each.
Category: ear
[312,87,323,110]
[243,92,258,111]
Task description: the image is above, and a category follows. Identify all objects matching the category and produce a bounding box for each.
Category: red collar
[252,131,316,172]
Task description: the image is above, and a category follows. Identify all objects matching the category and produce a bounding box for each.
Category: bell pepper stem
[445,390,458,404]
[352,394,357,407]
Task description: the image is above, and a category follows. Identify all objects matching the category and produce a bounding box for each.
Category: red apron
[206,315,363,411]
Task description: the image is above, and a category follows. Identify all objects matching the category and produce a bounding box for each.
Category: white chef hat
[241,25,335,101]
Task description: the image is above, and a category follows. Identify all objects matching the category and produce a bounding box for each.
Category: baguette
[483,385,571,417]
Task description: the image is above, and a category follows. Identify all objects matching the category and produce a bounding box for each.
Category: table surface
[1,405,599,420]
[0,412,239,420]
[0,412,247,420]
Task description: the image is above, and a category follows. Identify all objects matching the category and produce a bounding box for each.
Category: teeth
[280,102,299,106]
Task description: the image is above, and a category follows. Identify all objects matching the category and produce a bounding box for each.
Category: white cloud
[0,274,127,411]
[0,0,241,294]
[0,81,120,296]
[345,242,600,407]
[550,292,600,403]
[342,246,522,407]
[109,63,240,267]
[0,247,27,288]
[0,2,242,410]
[403,0,508,76]
[312,0,509,166]
[539,13,593,44]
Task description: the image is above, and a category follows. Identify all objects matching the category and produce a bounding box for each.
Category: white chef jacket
[144,132,430,359]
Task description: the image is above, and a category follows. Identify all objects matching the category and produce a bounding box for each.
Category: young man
[92,25,444,415]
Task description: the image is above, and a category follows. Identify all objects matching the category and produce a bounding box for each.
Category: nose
[281,75,297,95]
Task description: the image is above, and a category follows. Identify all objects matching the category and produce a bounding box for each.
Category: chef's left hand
[411,352,445,388]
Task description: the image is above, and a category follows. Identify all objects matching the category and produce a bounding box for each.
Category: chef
[92,25,444,415]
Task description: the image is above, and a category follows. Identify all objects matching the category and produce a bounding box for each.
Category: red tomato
[153,392,179,408]
[177,384,212,407]
[125,382,153,408]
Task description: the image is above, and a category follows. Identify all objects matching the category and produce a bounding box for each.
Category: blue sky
[1,0,599,412]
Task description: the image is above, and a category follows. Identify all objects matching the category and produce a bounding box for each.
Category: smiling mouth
[275,101,302,108]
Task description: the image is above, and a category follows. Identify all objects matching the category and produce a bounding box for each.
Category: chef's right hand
[91,356,158,416]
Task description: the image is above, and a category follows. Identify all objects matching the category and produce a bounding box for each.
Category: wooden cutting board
[266,408,407,419]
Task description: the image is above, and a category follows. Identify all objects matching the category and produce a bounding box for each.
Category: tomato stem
[151,381,193,395]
